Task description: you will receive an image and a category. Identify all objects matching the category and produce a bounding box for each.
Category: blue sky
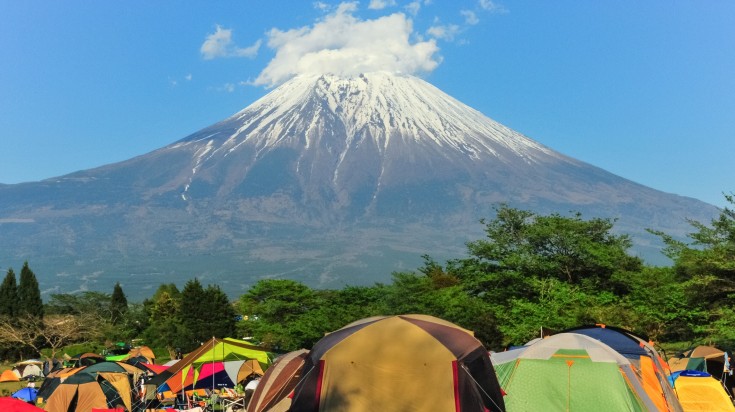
[1,1,733,207]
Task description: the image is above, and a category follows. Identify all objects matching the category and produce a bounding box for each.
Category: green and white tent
[492,333,658,411]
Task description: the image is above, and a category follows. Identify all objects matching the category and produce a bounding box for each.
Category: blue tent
[12,387,39,402]
[561,325,649,358]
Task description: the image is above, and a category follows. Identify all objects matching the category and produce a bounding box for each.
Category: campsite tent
[668,345,734,394]
[44,371,133,412]
[11,387,38,403]
[125,346,155,364]
[290,314,505,412]
[13,360,44,379]
[153,337,273,394]
[0,397,45,412]
[671,370,735,411]
[0,369,20,382]
[492,333,657,411]
[562,324,683,412]
[669,346,729,373]
[67,353,106,368]
[247,349,309,412]
[193,359,265,390]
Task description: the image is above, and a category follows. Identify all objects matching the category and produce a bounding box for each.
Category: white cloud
[254,2,440,87]
[185,74,193,81]
[201,25,262,60]
[460,10,479,25]
[313,1,330,11]
[368,0,396,10]
[404,1,421,16]
[427,24,460,41]
[478,0,507,13]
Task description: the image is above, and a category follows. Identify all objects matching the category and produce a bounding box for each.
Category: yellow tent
[673,371,735,411]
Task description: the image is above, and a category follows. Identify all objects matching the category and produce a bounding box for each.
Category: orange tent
[0,369,20,382]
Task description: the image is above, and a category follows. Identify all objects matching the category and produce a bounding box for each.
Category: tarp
[672,370,735,411]
[493,333,657,412]
[290,314,505,412]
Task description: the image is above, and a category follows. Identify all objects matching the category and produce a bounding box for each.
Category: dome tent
[290,314,505,412]
[492,333,658,411]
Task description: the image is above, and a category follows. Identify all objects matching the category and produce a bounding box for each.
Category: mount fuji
[0,72,719,298]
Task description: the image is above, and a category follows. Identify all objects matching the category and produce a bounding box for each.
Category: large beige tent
[290,314,505,412]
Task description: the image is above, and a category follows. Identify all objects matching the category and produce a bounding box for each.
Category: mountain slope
[0,72,719,298]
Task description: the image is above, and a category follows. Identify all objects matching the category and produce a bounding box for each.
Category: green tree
[0,268,18,317]
[652,193,735,344]
[142,284,186,358]
[17,262,43,318]
[655,193,735,302]
[467,205,642,289]
[110,282,128,325]
[180,278,207,347]
[239,279,324,351]
[200,285,236,341]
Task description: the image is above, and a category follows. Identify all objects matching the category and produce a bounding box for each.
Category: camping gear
[562,324,683,412]
[492,333,657,411]
[247,349,308,412]
[0,397,45,412]
[11,387,38,403]
[671,370,735,411]
[290,314,505,412]
[0,369,20,382]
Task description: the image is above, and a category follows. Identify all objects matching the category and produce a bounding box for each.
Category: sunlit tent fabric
[290,314,505,412]
[561,324,683,412]
[492,333,656,411]
[155,337,273,394]
[1,369,20,382]
[671,370,735,411]
[247,349,308,412]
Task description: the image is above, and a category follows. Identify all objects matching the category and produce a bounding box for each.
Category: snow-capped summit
[0,71,720,297]
[166,71,584,214]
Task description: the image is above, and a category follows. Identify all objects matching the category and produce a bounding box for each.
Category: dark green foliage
[177,279,237,350]
[110,282,128,324]
[17,262,43,318]
[0,268,18,317]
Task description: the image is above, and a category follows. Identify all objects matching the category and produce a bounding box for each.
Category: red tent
[0,397,45,412]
